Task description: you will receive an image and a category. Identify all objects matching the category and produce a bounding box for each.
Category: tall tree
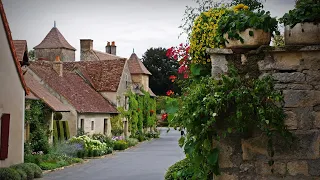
[142,47,180,96]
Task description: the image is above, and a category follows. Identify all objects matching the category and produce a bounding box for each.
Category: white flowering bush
[69,135,112,157]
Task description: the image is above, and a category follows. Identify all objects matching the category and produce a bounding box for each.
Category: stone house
[0,1,28,167]
[28,59,119,136]
[34,23,76,62]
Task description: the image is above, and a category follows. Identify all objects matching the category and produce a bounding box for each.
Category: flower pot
[224,28,271,49]
[284,22,320,45]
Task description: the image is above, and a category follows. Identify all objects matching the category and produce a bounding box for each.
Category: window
[80,119,84,130]
[91,121,94,130]
[104,119,108,135]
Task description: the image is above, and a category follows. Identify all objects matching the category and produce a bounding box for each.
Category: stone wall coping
[207,45,320,55]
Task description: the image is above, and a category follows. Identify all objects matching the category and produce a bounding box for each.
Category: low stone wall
[208,45,320,179]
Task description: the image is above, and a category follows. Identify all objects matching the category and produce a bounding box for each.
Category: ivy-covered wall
[207,45,320,179]
[119,90,157,136]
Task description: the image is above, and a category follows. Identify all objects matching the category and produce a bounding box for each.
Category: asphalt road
[42,128,185,180]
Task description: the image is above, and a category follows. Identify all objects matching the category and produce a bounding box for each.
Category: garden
[163,0,320,179]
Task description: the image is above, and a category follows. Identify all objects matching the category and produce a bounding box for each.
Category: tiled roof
[13,40,28,62]
[34,27,76,50]
[29,61,118,114]
[24,71,70,112]
[128,53,151,75]
[64,59,127,92]
[25,91,39,100]
[0,1,29,94]
[93,50,123,60]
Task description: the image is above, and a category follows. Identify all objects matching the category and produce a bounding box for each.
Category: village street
[42,128,185,180]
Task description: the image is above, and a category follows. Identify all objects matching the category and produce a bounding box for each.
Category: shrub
[24,163,42,178]
[137,134,145,142]
[16,168,27,180]
[164,158,193,180]
[113,140,128,150]
[50,141,83,158]
[0,168,21,180]
[10,163,34,180]
[125,138,139,147]
[39,162,59,170]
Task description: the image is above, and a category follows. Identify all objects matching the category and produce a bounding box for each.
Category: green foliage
[113,140,129,150]
[119,89,157,135]
[0,168,21,180]
[179,0,266,38]
[110,115,124,136]
[10,164,34,180]
[24,153,83,170]
[167,66,292,178]
[164,158,194,180]
[23,164,42,178]
[125,138,139,147]
[16,169,27,180]
[69,135,112,156]
[217,7,279,45]
[142,47,180,95]
[280,0,320,27]
[91,134,115,148]
[25,100,51,154]
[53,112,62,120]
[59,121,65,140]
[272,34,285,47]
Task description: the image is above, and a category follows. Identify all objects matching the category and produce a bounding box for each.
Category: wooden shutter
[0,114,10,160]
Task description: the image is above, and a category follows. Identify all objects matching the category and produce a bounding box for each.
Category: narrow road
[42,128,185,180]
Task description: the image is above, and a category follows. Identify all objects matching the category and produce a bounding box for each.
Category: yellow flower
[243,6,249,10]
[238,4,245,9]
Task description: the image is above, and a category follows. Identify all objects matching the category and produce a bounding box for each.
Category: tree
[28,50,36,61]
[272,34,285,47]
[142,47,180,96]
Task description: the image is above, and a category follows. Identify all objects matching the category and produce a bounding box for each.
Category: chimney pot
[110,41,116,55]
[106,41,111,54]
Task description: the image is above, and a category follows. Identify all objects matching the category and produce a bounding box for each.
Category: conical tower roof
[34,26,76,50]
[128,52,151,75]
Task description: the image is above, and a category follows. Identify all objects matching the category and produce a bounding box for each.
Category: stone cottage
[0,1,28,167]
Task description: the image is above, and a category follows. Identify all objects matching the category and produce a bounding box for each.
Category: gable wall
[0,19,25,167]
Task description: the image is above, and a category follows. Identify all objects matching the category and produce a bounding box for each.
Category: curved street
[42,128,185,180]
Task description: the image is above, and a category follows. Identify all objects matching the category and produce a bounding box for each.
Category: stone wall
[35,48,75,62]
[208,45,320,180]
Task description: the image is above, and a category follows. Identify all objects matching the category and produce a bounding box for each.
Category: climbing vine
[25,100,52,154]
[119,89,157,136]
[166,66,292,179]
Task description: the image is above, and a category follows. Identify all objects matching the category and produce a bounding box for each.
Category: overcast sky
[3,0,295,60]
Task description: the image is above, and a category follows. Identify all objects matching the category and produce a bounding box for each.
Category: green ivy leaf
[191,64,201,76]
[179,136,185,148]
[208,148,219,165]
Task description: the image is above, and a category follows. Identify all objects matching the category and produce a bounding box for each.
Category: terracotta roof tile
[64,59,127,92]
[26,91,39,100]
[128,53,151,75]
[24,72,70,112]
[93,50,124,60]
[29,61,118,114]
[0,1,29,94]
[13,40,27,62]
[34,27,76,50]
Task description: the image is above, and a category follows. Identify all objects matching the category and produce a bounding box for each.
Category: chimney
[105,42,111,54]
[53,56,63,77]
[111,41,116,55]
[80,39,93,51]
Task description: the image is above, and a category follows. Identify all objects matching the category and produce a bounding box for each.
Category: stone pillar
[207,48,233,79]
